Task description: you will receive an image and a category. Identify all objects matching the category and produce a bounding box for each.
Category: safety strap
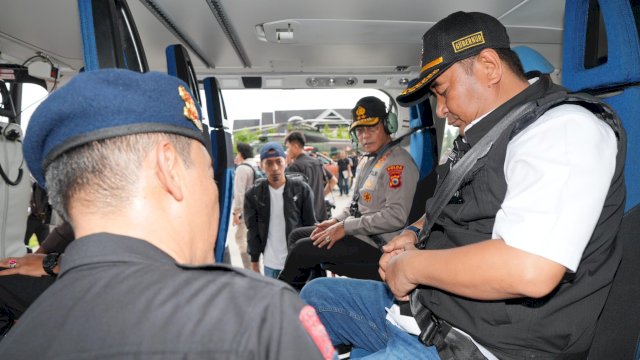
[415,100,538,248]
[0,164,23,186]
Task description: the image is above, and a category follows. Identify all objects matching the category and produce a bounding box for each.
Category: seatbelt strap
[415,100,538,248]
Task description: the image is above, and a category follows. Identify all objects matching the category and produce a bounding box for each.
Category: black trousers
[23,215,50,245]
[0,275,56,336]
[279,226,382,289]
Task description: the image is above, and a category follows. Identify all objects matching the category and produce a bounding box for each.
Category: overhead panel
[145,0,244,72]
[220,0,526,74]
[127,0,188,72]
[499,0,565,69]
[0,0,83,69]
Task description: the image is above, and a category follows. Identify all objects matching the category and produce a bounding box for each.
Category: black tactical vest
[414,75,627,359]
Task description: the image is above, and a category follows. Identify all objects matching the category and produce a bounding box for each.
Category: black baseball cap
[396,11,511,107]
[349,96,387,132]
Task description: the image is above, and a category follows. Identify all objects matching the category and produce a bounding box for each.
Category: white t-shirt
[492,103,617,271]
[263,185,288,270]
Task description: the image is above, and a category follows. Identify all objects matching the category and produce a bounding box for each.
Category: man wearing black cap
[244,142,316,278]
[0,69,335,360]
[279,96,418,289]
[301,11,625,359]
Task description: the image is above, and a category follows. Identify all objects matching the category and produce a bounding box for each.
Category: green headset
[349,98,398,144]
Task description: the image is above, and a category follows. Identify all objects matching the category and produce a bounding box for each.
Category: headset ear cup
[386,112,398,134]
[350,129,358,144]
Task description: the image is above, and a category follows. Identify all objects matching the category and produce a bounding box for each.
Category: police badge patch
[299,305,336,360]
[178,85,203,131]
[387,165,404,189]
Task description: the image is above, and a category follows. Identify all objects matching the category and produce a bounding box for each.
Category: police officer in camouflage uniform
[279,96,418,289]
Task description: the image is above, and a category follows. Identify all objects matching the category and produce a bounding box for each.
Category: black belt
[412,305,488,360]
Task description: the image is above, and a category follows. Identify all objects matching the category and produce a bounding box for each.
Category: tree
[233,128,260,145]
[335,125,349,140]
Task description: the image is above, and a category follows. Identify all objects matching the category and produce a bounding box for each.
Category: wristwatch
[43,252,61,276]
[404,225,422,241]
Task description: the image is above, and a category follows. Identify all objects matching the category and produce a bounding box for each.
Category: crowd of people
[0,10,626,360]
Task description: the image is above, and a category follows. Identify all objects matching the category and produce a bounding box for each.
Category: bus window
[220,88,389,158]
[18,83,48,134]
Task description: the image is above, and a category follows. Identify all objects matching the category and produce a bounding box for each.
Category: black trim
[90,0,149,72]
[204,0,250,68]
[139,0,213,68]
[42,123,207,170]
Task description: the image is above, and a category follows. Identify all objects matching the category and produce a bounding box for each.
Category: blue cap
[23,69,207,187]
[260,142,286,161]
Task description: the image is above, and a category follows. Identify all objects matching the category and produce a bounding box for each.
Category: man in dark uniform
[0,69,335,360]
[301,11,625,359]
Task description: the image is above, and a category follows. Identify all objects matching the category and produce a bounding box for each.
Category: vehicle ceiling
[0,0,565,90]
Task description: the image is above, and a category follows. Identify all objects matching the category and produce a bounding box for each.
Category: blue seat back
[167,44,233,263]
[203,77,235,263]
[512,46,555,74]
[406,91,438,224]
[561,1,640,358]
[408,100,437,182]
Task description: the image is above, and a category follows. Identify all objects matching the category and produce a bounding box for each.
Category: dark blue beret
[23,69,206,187]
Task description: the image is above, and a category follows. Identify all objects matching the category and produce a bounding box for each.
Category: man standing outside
[336,150,352,196]
[244,142,317,279]
[231,141,255,269]
[301,11,625,359]
[0,70,335,360]
[285,131,337,221]
[279,96,418,289]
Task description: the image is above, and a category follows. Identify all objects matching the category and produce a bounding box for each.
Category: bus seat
[407,85,438,224]
[0,122,29,258]
[512,46,555,74]
[561,1,640,358]
[203,77,235,263]
[166,45,233,263]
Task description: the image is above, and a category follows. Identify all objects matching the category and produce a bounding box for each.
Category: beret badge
[178,85,203,131]
[356,105,366,120]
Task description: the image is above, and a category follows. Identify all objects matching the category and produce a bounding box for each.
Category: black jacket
[0,234,327,359]
[244,175,316,262]
[287,153,332,221]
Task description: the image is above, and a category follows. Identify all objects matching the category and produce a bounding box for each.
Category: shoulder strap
[238,163,257,181]
[416,99,538,247]
[416,89,621,248]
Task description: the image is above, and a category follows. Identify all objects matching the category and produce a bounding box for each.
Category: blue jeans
[338,172,349,195]
[300,277,441,359]
[263,266,281,279]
